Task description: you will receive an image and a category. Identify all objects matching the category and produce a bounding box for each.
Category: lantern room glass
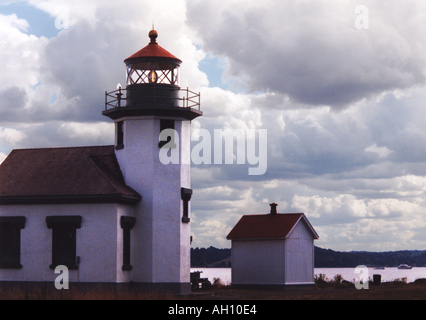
[126,62,180,86]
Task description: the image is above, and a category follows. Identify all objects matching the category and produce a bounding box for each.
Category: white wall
[231,239,285,285]
[115,116,191,285]
[179,120,191,284]
[285,220,315,284]
[0,203,135,283]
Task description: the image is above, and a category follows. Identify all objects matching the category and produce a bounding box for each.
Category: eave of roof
[0,194,141,205]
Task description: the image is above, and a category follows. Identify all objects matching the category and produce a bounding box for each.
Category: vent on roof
[270,203,277,215]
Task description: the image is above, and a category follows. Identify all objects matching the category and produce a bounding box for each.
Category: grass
[186,278,426,300]
[2,277,426,300]
[0,283,174,300]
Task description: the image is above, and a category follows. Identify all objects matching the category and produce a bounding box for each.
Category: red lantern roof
[124,29,181,63]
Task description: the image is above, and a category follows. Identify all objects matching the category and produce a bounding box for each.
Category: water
[315,267,426,283]
[191,268,232,285]
[191,267,426,285]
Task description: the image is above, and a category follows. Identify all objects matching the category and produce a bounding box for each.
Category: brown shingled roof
[226,213,319,240]
[0,146,141,205]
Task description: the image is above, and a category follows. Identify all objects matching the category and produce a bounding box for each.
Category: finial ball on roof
[149,29,158,43]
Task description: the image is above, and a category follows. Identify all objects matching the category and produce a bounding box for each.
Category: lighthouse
[103,29,202,294]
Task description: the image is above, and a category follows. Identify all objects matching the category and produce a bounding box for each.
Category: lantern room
[124,29,181,86]
[103,29,202,121]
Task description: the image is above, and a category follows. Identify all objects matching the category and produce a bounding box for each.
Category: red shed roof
[125,29,181,62]
[226,213,319,240]
[0,146,141,205]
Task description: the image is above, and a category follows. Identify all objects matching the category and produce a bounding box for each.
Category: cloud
[3,0,426,252]
[0,87,28,121]
[0,127,26,146]
[189,76,426,250]
[0,1,208,125]
[289,186,426,251]
[187,0,426,108]
[0,13,47,90]
[57,122,114,143]
[365,144,393,159]
[191,220,232,248]
[0,12,29,32]
[191,88,426,249]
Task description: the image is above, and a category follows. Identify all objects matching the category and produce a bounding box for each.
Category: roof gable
[226,213,319,240]
[0,146,141,205]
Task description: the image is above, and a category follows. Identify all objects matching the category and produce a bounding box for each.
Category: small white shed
[226,203,319,289]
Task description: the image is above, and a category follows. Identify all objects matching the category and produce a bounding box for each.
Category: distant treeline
[191,246,426,268]
[315,247,426,268]
[191,247,231,268]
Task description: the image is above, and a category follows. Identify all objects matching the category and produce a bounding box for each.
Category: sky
[2,0,426,252]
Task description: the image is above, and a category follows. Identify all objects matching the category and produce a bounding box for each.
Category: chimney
[270,203,278,215]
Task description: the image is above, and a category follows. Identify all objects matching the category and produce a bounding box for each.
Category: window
[126,63,179,85]
[0,217,25,269]
[181,188,192,223]
[158,119,175,148]
[116,121,124,150]
[120,216,136,271]
[46,216,81,270]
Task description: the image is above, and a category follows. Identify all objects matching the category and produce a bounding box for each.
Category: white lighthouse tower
[103,29,202,294]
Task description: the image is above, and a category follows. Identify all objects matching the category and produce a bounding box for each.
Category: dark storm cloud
[0,86,28,121]
[186,0,426,108]
[3,0,426,251]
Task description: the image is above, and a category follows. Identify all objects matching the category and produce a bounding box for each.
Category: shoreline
[192,266,426,286]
